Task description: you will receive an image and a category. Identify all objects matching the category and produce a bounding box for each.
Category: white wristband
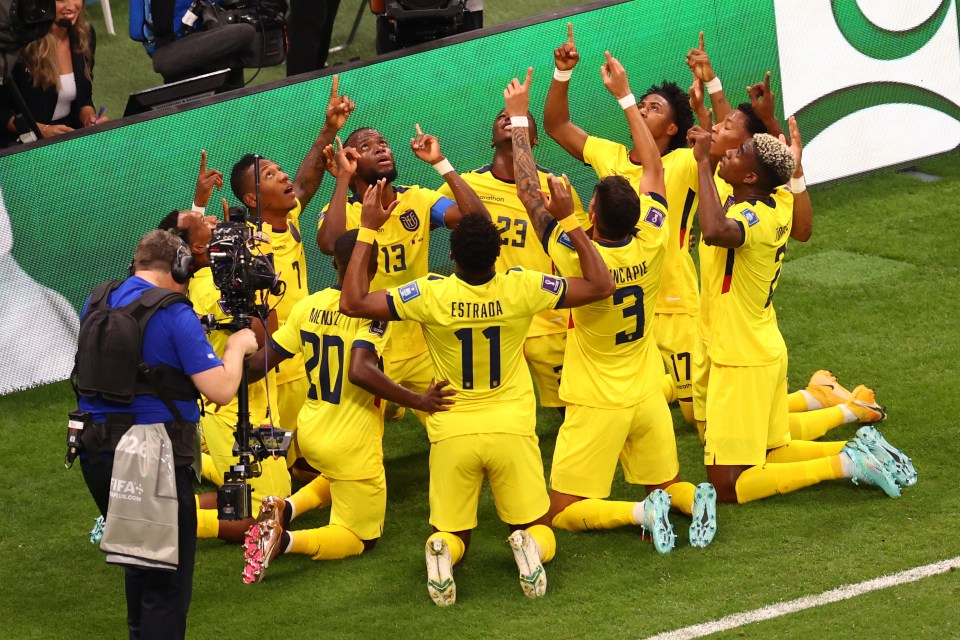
[191,203,206,214]
[554,67,573,82]
[433,158,454,176]
[789,175,806,193]
[617,93,636,110]
[705,76,723,94]
[509,116,529,128]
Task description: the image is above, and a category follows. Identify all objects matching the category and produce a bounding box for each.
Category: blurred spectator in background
[287,0,341,76]
[0,0,106,144]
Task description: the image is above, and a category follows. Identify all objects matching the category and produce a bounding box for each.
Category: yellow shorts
[524,332,566,407]
[384,349,434,425]
[429,433,549,532]
[277,375,309,432]
[551,396,679,497]
[328,470,387,541]
[200,413,291,501]
[703,356,791,466]
[692,336,710,423]
[653,312,696,401]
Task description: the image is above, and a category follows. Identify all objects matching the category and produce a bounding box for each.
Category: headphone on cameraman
[171,235,196,284]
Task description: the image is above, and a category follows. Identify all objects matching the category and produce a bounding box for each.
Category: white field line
[644,556,960,640]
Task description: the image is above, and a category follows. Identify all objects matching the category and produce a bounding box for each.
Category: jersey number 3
[614,285,645,344]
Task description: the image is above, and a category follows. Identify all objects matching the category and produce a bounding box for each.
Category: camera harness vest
[73,280,200,422]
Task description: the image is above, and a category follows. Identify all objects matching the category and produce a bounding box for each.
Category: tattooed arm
[293,75,355,210]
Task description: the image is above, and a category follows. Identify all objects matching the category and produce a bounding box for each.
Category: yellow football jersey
[319,185,453,360]
[583,136,699,316]
[264,199,307,385]
[188,266,275,426]
[545,194,669,408]
[438,165,588,338]
[698,190,793,366]
[387,268,568,442]
[271,286,390,480]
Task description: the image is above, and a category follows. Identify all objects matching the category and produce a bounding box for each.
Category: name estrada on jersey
[269,286,391,480]
[543,193,669,409]
[265,198,307,385]
[384,268,568,443]
[318,185,455,360]
[698,188,793,367]
[583,136,699,316]
[438,165,589,338]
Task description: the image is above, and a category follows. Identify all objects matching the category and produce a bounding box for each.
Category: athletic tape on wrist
[617,93,636,110]
[554,67,573,82]
[191,203,206,215]
[559,216,580,233]
[509,116,529,128]
[790,175,806,193]
[705,76,723,93]
[357,227,377,244]
[433,158,454,176]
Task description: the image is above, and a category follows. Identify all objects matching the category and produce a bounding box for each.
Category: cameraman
[77,229,256,639]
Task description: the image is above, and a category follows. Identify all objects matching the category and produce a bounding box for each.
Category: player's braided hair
[450,212,501,275]
[643,81,694,151]
[753,133,795,187]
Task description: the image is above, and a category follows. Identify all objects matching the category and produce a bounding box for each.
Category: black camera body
[208,205,281,319]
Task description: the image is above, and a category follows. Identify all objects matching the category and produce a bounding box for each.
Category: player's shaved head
[450,213,500,277]
[592,176,641,239]
[345,127,379,148]
[231,153,258,201]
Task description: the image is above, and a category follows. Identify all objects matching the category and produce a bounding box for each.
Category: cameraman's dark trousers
[81,429,197,640]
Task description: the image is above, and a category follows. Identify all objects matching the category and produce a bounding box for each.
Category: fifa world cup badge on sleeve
[644,206,666,228]
[541,274,563,294]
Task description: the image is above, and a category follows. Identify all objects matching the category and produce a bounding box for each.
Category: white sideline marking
[644,557,960,640]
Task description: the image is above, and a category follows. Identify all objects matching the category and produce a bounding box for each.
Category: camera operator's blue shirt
[79,276,222,424]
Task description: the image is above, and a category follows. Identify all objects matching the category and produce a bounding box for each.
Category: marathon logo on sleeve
[541,274,563,294]
[742,209,760,227]
[398,281,421,302]
[370,320,387,337]
[643,206,665,228]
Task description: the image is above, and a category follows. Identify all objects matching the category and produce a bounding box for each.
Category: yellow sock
[525,524,556,563]
[789,406,845,440]
[200,453,222,486]
[734,457,844,503]
[427,531,466,565]
[551,499,636,531]
[766,439,847,463]
[664,481,696,516]
[289,524,365,560]
[661,373,677,404]
[196,508,220,539]
[695,420,707,446]
[787,390,808,413]
[290,476,332,518]
[679,400,695,426]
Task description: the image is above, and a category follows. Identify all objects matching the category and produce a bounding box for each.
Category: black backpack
[74,280,199,418]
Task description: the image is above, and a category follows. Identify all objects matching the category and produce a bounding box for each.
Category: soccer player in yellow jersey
[339,165,614,605]
[166,209,289,544]
[316,122,487,426]
[228,75,355,446]
[520,58,716,550]
[545,23,702,424]
[689,126,915,504]
[435,110,588,416]
[239,230,454,583]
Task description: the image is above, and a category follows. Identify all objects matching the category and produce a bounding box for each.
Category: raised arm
[689,77,713,128]
[349,348,454,414]
[339,180,398,320]
[689,126,744,248]
[410,123,488,227]
[543,22,589,161]
[317,139,360,255]
[601,52,665,199]
[748,72,784,139]
[293,75,355,210]
[784,116,812,242]
[687,32,731,123]
[192,150,223,210]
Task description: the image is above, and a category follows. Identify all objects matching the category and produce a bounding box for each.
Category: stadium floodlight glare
[0,0,54,82]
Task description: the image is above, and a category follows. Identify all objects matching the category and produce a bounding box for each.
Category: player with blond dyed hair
[689,125,915,505]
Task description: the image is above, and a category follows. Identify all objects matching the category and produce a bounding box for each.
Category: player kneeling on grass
[514,62,716,551]
[240,229,454,584]
[339,175,614,606]
[688,125,916,504]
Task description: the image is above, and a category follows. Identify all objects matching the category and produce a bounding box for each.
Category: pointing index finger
[330,74,339,99]
[415,123,423,137]
[699,31,704,51]
[764,70,771,92]
[567,22,574,43]
[200,149,207,173]
[523,66,533,88]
